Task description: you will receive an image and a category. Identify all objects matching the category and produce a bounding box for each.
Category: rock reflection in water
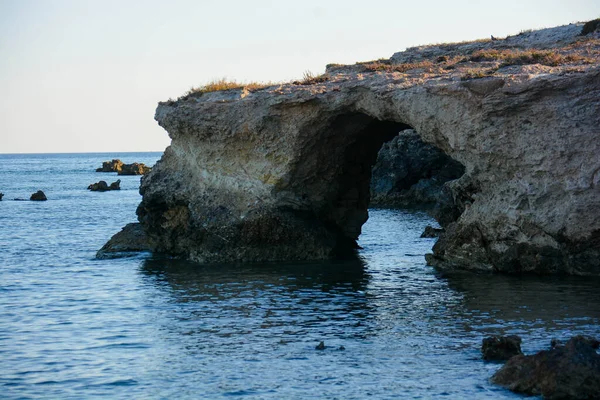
[440,272,600,351]
[127,209,599,399]
[139,257,375,344]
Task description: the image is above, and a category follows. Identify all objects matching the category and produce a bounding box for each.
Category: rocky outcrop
[97,159,124,172]
[96,159,151,175]
[96,223,152,259]
[102,22,600,274]
[88,180,121,191]
[492,336,600,399]
[482,335,523,361]
[118,163,151,176]
[30,190,47,201]
[370,129,464,207]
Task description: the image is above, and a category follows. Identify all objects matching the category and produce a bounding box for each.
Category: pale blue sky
[1,0,598,153]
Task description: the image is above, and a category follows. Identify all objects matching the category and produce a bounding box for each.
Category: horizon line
[0,150,166,156]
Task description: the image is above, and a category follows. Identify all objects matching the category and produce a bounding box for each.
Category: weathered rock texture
[370,129,464,207]
[492,336,600,399]
[482,335,523,361]
[119,162,151,176]
[102,23,600,274]
[96,159,124,173]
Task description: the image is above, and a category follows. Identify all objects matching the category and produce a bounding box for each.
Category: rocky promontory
[100,22,600,275]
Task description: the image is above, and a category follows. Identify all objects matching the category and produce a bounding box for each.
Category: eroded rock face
[102,23,600,274]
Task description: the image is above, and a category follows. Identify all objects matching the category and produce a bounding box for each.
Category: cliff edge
[100,21,600,275]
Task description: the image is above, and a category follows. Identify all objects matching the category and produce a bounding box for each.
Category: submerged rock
[316,341,325,350]
[102,22,600,274]
[96,159,124,173]
[482,335,523,361]
[492,336,600,399]
[30,190,47,201]
[118,163,151,176]
[96,223,152,259]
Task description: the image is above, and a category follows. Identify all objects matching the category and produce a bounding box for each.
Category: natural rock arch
[99,23,600,275]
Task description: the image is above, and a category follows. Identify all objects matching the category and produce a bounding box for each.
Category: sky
[1,0,599,154]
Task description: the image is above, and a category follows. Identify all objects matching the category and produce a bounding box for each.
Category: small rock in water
[315,341,325,350]
[30,190,47,201]
[338,346,345,351]
[109,179,121,190]
[0,192,3,201]
[482,335,523,361]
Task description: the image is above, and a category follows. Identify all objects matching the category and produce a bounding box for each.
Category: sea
[1,152,599,399]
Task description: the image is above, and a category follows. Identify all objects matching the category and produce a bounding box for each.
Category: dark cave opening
[311,112,466,253]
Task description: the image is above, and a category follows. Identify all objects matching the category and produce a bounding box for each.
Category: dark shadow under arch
[285,111,465,258]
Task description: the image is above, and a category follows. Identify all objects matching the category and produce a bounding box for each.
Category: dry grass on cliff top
[184,71,329,97]
[185,78,277,96]
[468,49,593,67]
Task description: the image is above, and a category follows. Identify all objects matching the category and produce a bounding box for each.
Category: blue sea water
[0,152,599,399]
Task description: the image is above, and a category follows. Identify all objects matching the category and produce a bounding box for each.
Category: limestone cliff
[101,22,600,275]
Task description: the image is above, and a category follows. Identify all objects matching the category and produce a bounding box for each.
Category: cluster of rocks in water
[0,190,48,201]
[1,159,150,201]
[482,335,600,399]
[88,179,121,192]
[96,159,151,175]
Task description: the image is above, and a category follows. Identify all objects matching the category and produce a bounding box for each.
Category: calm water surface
[1,153,599,399]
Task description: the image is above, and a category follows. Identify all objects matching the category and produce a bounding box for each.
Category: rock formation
[30,190,47,201]
[88,180,121,191]
[482,335,523,361]
[370,129,464,207]
[96,159,151,175]
[96,223,152,259]
[492,336,600,399]
[118,162,151,176]
[100,22,600,275]
[96,159,124,172]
